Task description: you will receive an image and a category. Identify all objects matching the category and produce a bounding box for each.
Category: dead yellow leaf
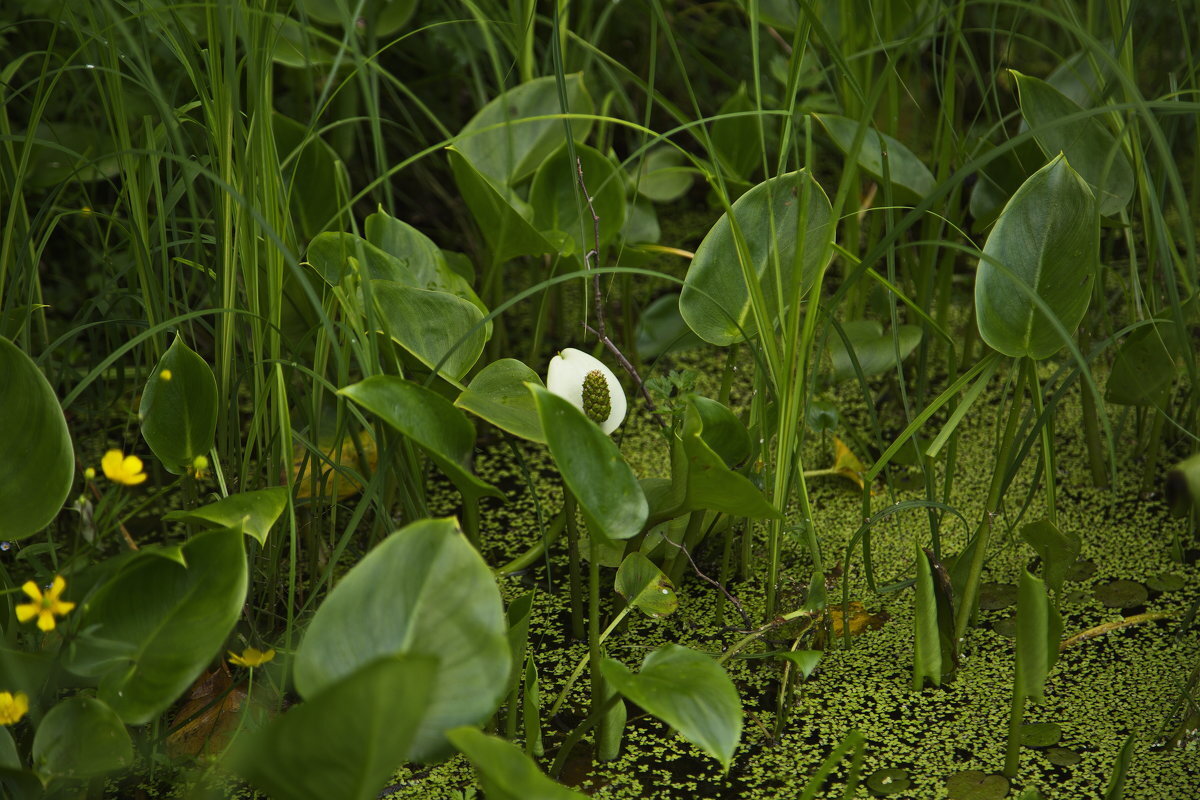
[814,601,889,649]
[291,432,378,500]
[832,436,868,490]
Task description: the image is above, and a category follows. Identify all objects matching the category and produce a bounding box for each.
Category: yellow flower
[15,576,75,632]
[190,455,209,480]
[83,467,96,480]
[0,692,28,725]
[102,450,147,485]
[160,369,173,381]
[228,647,275,668]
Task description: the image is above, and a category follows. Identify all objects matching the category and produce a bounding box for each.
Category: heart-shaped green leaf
[1019,518,1081,595]
[293,518,509,762]
[33,696,132,782]
[815,114,935,198]
[0,336,74,540]
[633,146,694,203]
[66,527,247,724]
[974,154,1098,360]
[447,727,588,800]
[448,147,555,264]
[162,487,288,546]
[529,384,648,541]
[235,655,435,800]
[615,552,678,617]
[455,358,546,443]
[370,280,487,380]
[600,644,742,769]
[680,170,833,345]
[530,143,626,255]
[827,320,922,382]
[455,73,593,186]
[296,0,417,37]
[140,335,217,474]
[1015,570,1062,702]
[1013,70,1133,216]
[340,376,502,504]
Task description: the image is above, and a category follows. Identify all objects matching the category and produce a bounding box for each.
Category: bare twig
[661,534,753,630]
[1059,611,1175,651]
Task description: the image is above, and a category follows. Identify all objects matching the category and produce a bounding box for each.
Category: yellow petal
[48,576,67,599]
[14,605,36,623]
[36,612,56,632]
[19,581,41,602]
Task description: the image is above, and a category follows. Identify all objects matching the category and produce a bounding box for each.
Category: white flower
[546,348,627,435]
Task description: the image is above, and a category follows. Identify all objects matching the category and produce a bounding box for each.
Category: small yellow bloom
[101,450,147,486]
[160,369,173,381]
[190,455,209,480]
[228,647,275,668]
[15,576,75,632]
[83,467,96,481]
[0,692,28,726]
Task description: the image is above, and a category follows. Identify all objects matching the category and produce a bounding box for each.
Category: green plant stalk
[548,604,632,719]
[1078,330,1109,487]
[954,361,1028,646]
[565,491,585,640]
[1025,359,1058,526]
[1004,679,1027,778]
[589,534,622,761]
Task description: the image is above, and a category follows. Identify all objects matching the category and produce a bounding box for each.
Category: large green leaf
[455,358,546,444]
[293,518,509,762]
[65,528,247,724]
[447,727,587,800]
[1015,570,1062,702]
[1019,518,1080,596]
[140,335,217,475]
[974,154,1098,360]
[297,0,417,37]
[529,143,626,256]
[1013,71,1134,216]
[635,293,704,360]
[455,74,593,186]
[827,320,923,381]
[632,146,694,203]
[680,170,833,345]
[615,552,678,618]
[600,644,742,769]
[447,147,555,263]
[371,280,487,380]
[1106,322,1177,406]
[33,696,132,783]
[162,487,289,546]
[529,385,647,541]
[236,656,435,800]
[340,375,502,504]
[0,336,73,540]
[815,114,935,199]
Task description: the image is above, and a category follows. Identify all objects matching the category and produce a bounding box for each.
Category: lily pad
[1146,572,1184,592]
[866,768,910,795]
[1019,722,1062,748]
[1064,558,1096,582]
[979,581,1018,610]
[1094,579,1148,609]
[945,770,1010,800]
[992,614,1017,639]
[1045,746,1082,766]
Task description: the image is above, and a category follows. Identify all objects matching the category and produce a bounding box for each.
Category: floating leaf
[1093,579,1148,609]
[1045,746,1082,766]
[615,552,678,618]
[816,114,936,198]
[529,384,647,541]
[1064,558,1096,582]
[33,696,132,782]
[293,519,509,762]
[455,358,546,443]
[0,336,74,540]
[447,727,587,800]
[1019,722,1062,748]
[140,335,218,474]
[979,581,1018,611]
[945,770,1010,800]
[163,487,288,545]
[680,170,833,345]
[974,154,1098,359]
[1013,71,1134,216]
[866,768,911,795]
[1146,573,1184,592]
[827,320,922,382]
[600,644,742,769]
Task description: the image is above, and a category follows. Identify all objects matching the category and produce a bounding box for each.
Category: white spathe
[546,348,627,435]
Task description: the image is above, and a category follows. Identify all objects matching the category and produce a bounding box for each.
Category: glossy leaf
[371,280,487,380]
[33,696,132,782]
[162,487,288,546]
[66,528,247,724]
[447,727,587,800]
[340,376,501,503]
[297,0,417,37]
[455,73,593,186]
[293,518,510,762]
[1019,518,1080,595]
[635,293,704,360]
[1106,322,1176,406]
[1013,71,1133,216]
[448,146,555,263]
[974,155,1098,360]
[633,146,694,203]
[0,336,74,540]
[680,170,833,345]
[455,358,546,443]
[827,320,922,381]
[530,143,625,256]
[529,384,647,541]
[816,114,935,198]
[600,644,742,769]
[1015,570,1061,702]
[236,655,435,800]
[140,335,218,474]
[615,552,678,618]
